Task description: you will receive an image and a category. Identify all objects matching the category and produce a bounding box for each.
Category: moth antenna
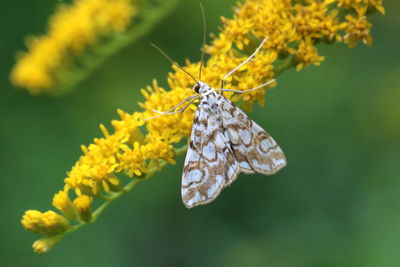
[150,43,198,84]
[199,2,207,81]
[217,79,276,94]
[221,36,269,89]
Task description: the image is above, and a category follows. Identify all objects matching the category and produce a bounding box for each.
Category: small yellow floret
[33,235,63,254]
[73,194,93,222]
[52,190,79,220]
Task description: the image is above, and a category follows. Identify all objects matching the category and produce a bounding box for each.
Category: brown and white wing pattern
[181,97,240,208]
[218,94,286,175]
[182,92,286,208]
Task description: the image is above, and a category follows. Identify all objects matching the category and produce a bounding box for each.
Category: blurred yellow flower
[21,0,384,253]
[52,191,79,220]
[295,38,325,70]
[73,195,93,222]
[337,0,385,14]
[10,0,136,94]
[33,235,63,254]
[21,210,69,236]
[344,6,373,47]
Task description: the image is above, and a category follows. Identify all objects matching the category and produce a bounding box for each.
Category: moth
[181,82,286,208]
[150,36,287,208]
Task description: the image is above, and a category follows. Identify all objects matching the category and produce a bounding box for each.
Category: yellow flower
[337,0,385,14]
[295,38,325,70]
[33,235,63,254]
[118,141,148,177]
[292,1,347,42]
[52,190,79,220]
[344,6,373,48]
[21,210,69,236]
[73,195,93,222]
[21,0,384,253]
[10,0,136,94]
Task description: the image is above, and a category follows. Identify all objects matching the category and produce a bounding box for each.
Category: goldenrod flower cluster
[10,0,136,94]
[21,0,384,253]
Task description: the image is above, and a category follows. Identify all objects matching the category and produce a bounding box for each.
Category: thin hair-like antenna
[150,43,198,84]
[221,36,269,89]
[217,79,276,94]
[199,2,207,81]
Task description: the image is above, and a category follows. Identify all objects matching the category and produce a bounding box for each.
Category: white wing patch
[181,92,286,208]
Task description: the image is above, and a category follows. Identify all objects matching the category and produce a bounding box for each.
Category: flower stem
[275,55,296,76]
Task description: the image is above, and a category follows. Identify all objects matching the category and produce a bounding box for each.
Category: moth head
[193,81,208,94]
[193,82,201,94]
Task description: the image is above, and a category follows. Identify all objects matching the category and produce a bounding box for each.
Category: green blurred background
[1,0,400,266]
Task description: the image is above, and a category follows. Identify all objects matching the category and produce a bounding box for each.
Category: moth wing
[220,96,286,174]
[182,98,239,208]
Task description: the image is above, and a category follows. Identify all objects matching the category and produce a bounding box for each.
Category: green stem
[275,55,296,76]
